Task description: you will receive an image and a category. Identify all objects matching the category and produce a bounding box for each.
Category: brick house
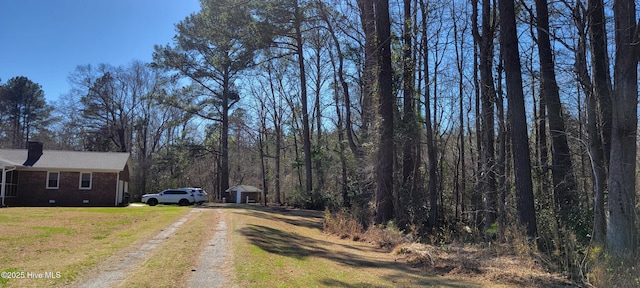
[0,142,131,207]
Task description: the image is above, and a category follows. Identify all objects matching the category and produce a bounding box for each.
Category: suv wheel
[147,198,158,206]
[178,199,190,206]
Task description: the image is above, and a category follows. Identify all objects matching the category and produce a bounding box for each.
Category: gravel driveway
[187,209,229,287]
[74,208,230,288]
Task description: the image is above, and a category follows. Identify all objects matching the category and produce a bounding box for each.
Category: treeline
[0,0,638,284]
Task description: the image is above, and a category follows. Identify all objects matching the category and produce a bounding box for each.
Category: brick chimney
[24,141,43,166]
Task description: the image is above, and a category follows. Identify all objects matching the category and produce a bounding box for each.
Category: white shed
[225,185,262,204]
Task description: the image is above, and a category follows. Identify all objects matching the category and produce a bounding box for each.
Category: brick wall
[10,170,120,207]
[120,163,130,182]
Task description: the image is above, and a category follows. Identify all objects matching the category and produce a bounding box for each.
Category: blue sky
[0,0,200,102]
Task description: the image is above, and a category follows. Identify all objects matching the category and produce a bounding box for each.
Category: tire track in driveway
[187,209,230,288]
[76,209,198,288]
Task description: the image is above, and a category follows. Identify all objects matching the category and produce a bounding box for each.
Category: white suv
[141,189,196,206]
[186,188,209,204]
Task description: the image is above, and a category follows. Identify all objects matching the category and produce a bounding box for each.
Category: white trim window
[47,171,59,189]
[79,172,92,190]
[4,170,17,197]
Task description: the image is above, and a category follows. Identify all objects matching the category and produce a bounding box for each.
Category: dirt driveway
[73,207,231,288]
[187,209,230,287]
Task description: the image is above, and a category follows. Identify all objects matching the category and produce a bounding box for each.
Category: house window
[79,172,92,190]
[4,170,17,197]
[47,172,59,189]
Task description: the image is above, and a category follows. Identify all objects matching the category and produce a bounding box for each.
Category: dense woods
[1,0,638,284]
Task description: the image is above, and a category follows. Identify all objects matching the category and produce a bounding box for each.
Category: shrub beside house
[0,142,131,207]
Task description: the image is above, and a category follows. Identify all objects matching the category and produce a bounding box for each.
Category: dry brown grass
[323,208,410,247]
[323,209,576,287]
[322,208,364,241]
[362,222,410,248]
[392,242,575,287]
[0,206,189,287]
[582,246,640,287]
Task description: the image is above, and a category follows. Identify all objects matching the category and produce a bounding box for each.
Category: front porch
[1,159,20,207]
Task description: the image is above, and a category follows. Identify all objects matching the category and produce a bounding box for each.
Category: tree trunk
[357,0,376,139]
[425,76,438,229]
[294,1,313,204]
[535,78,551,209]
[287,98,304,190]
[471,0,484,229]
[354,0,377,207]
[374,0,395,225]
[588,0,612,170]
[535,0,583,239]
[607,0,638,258]
[472,0,497,236]
[496,60,507,234]
[274,122,282,205]
[420,0,438,229]
[221,71,230,196]
[401,0,418,226]
[331,55,351,207]
[266,63,282,205]
[586,0,611,245]
[259,128,268,206]
[453,7,467,222]
[498,0,538,238]
[312,38,325,193]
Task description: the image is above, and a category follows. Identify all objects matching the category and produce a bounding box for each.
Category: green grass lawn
[0,204,554,287]
[0,205,189,287]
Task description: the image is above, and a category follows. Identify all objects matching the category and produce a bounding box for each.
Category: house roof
[0,157,23,167]
[0,149,130,171]
[226,185,262,193]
